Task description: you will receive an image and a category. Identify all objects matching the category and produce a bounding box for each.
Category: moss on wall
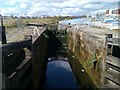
[67,29,106,88]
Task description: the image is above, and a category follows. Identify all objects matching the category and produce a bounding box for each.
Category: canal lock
[43,29,97,89]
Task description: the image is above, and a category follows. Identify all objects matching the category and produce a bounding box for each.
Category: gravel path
[6,26,45,43]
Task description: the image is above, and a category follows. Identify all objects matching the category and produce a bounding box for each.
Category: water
[59,18,91,25]
[44,60,79,88]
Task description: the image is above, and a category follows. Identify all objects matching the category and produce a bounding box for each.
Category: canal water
[45,60,79,88]
[59,18,91,25]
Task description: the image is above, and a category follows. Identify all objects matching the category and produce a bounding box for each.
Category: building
[105,8,120,18]
[106,10,109,14]
[116,9,120,14]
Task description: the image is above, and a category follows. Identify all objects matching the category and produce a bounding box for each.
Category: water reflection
[45,60,78,88]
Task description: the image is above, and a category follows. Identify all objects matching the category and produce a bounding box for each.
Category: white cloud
[84,4,92,8]
[84,3,104,10]
[1,7,17,15]
[19,3,27,9]
[1,0,119,16]
[8,1,16,5]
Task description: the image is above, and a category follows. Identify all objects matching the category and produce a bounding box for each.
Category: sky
[0,0,119,16]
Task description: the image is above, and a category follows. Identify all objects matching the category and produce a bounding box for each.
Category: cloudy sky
[0,0,119,16]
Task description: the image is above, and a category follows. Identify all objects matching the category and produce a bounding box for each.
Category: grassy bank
[3,18,59,31]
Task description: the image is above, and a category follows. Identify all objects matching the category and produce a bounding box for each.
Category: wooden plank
[1,38,32,58]
[16,58,30,70]
[113,38,120,44]
[7,60,32,88]
[7,57,30,80]
[107,63,120,72]
[8,72,17,79]
[27,24,43,27]
[107,42,120,47]
[106,55,120,68]
[105,72,120,86]
[107,38,120,47]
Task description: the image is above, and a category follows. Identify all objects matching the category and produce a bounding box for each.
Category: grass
[3,18,59,31]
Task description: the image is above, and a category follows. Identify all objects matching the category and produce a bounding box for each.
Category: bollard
[0,15,7,44]
[0,14,3,27]
[0,26,7,44]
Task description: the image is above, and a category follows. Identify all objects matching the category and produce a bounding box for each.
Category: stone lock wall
[67,29,106,88]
